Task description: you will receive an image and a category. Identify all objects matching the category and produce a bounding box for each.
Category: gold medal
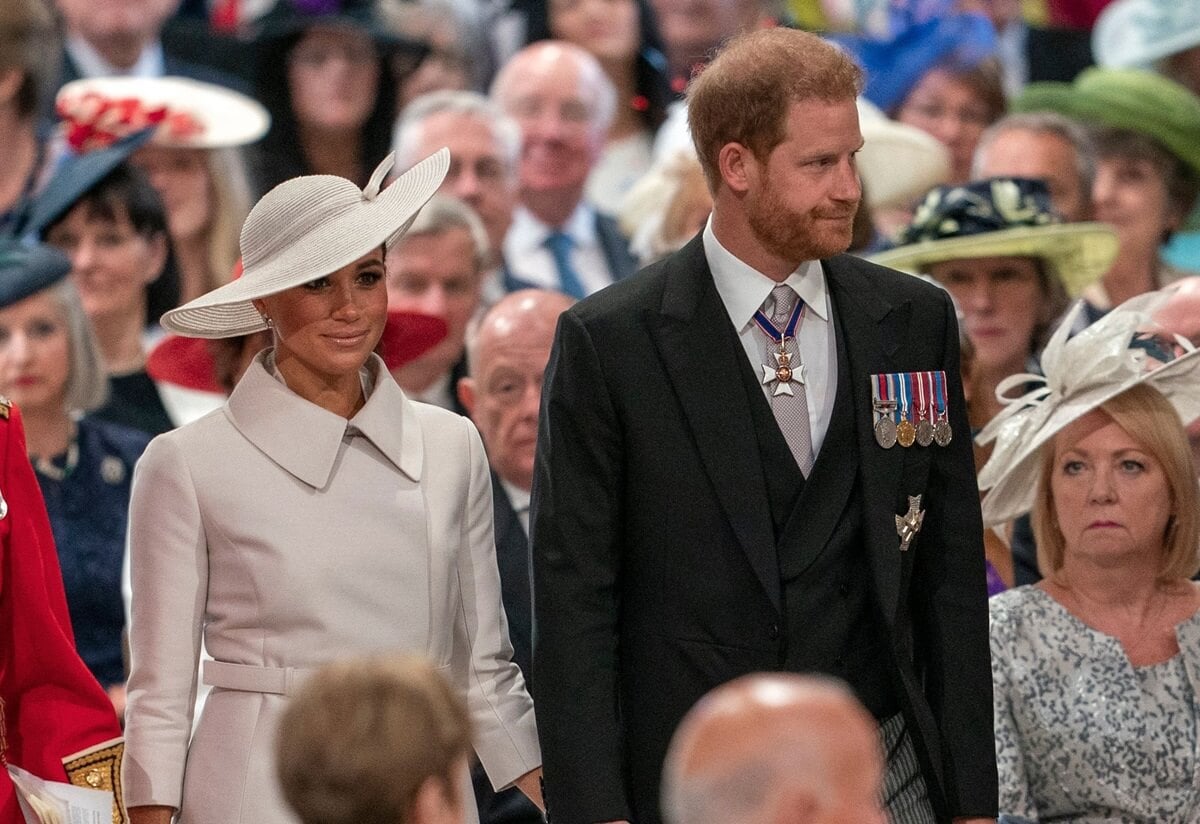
[874,416,897,448]
[933,418,953,447]
[896,419,916,448]
[916,419,934,447]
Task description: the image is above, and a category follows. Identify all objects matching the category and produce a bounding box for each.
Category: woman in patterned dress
[979,292,1200,821]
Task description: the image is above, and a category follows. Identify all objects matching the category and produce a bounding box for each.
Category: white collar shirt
[704,218,837,455]
[503,202,613,296]
[66,35,165,78]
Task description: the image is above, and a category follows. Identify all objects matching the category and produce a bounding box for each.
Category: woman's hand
[126,805,175,824]
[513,767,545,812]
[107,683,126,723]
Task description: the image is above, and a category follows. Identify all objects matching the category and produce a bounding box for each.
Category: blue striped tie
[544,230,587,299]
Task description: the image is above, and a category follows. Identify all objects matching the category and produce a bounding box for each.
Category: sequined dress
[990,586,1200,822]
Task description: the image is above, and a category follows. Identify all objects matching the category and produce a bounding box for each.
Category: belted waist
[202,660,318,696]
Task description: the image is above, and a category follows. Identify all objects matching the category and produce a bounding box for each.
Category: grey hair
[392,90,522,173]
[490,41,618,138]
[49,280,108,414]
[972,111,1098,202]
[397,194,490,271]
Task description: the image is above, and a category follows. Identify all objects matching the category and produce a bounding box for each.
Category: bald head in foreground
[662,674,887,824]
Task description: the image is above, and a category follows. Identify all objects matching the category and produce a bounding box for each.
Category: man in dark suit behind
[459,288,575,824]
[531,28,998,824]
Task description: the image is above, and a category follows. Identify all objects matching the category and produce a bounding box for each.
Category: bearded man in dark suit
[530,27,998,824]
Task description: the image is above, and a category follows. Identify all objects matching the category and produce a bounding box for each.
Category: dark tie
[544,230,587,299]
[762,285,816,475]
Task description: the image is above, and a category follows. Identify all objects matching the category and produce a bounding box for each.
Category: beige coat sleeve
[122,435,208,810]
[454,419,541,788]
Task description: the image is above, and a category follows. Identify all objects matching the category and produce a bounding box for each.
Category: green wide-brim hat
[1013,67,1200,179]
[872,223,1118,299]
[870,178,1118,299]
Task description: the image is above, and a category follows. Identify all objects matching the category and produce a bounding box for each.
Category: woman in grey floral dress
[977,291,1200,822]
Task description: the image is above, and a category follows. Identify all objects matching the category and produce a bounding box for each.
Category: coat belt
[202,660,317,696]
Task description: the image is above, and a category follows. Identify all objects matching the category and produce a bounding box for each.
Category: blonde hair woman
[979,292,1200,821]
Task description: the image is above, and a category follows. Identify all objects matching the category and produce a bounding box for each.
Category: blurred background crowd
[3,0,1200,820]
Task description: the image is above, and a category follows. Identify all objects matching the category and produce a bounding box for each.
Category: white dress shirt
[501,478,532,536]
[704,218,837,455]
[503,202,614,296]
[66,35,165,78]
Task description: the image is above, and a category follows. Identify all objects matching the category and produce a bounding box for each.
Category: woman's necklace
[33,439,80,482]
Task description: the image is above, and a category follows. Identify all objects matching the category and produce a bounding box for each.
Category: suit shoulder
[835,254,945,299]
[568,256,669,328]
[830,254,950,305]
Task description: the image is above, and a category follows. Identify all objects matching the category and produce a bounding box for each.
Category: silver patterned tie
[763,285,816,475]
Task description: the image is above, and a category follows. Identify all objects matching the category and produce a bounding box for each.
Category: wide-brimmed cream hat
[976,290,1200,526]
[870,178,1118,298]
[856,99,951,210]
[56,76,270,151]
[161,148,449,339]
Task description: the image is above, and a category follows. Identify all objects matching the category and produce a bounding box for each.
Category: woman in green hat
[872,176,1118,590]
[1015,68,1200,318]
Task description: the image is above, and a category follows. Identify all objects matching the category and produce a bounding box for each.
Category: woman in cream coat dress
[121,150,542,824]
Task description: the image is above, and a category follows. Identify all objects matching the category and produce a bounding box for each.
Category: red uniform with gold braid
[0,400,125,824]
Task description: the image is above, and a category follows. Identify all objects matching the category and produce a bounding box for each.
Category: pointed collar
[226,351,423,489]
[703,218,830,332]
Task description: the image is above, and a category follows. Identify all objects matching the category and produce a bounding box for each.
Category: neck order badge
[753,298,806,397]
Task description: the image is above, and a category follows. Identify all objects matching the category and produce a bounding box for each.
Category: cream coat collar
[225,351,423,488]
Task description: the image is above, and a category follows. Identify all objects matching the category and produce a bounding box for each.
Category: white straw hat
[976,291,1200,526]
[161,148,450,339]
[856,99,951,210]
[56,76,270,150]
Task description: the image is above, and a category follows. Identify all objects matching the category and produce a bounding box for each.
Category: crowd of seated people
[2,0,1200,822]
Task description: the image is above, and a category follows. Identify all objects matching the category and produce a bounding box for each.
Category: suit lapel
[649,237,781,613]
[823,255,913,624]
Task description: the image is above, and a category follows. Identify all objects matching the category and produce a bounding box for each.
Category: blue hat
[0,238,71,308]
[829,7,997,112]
[17,128,155,239]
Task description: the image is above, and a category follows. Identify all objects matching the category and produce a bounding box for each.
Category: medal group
[871,371,952,449]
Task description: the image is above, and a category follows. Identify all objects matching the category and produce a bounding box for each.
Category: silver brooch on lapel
[895,495,925,552]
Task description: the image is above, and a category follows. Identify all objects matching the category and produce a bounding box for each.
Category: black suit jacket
[472,477,542,824]
[530,236,997,823]
[491,476,534,687]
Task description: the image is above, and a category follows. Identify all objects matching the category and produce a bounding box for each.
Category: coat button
[768,623,780,639]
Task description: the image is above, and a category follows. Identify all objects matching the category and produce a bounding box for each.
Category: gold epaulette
[63,737,126,824]
[0,395,11,420]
